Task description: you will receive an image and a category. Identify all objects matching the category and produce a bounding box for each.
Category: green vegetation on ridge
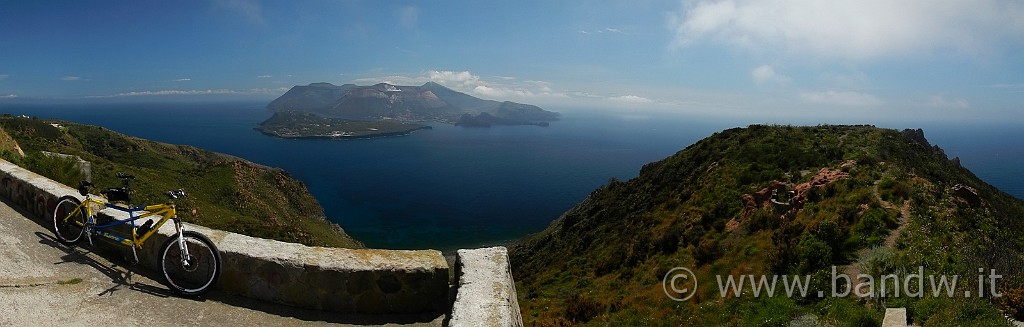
[256,110,430,139]
[0,115,362,248]
[511,125,1024,326]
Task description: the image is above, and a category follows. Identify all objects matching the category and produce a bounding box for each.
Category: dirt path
[874,183,912,248]
[841,182,912,298]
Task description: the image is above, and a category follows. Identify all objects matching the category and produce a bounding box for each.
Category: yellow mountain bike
[51,172,221,296]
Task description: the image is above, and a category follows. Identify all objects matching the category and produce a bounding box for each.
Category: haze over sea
[3,101,1022,251]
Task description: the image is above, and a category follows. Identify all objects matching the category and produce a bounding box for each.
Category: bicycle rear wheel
[159,231,221,296]
[52,196,87,245]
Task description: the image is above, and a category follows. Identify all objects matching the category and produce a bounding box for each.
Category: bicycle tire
[159,231,222,296]
[52,196,87,245]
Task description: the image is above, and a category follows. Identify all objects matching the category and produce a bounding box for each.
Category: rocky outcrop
[738,167,850,223]
[793,167,849,199]
[902,128,930,147]
[953,183,982,208]
[741,180,789,214]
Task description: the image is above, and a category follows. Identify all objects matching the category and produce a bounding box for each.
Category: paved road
[0,199,444,327]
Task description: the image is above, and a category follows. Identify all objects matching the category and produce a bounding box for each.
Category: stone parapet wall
[0,159,449,314]
[449,246,523,327]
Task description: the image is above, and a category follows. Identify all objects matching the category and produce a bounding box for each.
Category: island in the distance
[258,81,559,138]
[256,111,431,139]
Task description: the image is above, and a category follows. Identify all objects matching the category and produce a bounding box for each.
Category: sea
[2,101,1021,251]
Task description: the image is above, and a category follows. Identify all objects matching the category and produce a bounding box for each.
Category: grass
[257,110,429,138]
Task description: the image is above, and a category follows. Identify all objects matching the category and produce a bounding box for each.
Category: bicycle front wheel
[52,196,87,245]
[159,231,222,296]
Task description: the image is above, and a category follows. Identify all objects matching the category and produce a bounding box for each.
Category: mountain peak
[307,82,341,88]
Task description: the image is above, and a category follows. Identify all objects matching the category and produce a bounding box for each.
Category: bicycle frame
[73,195,179,249]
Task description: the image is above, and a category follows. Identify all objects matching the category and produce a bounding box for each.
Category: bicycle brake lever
[165,189,187,199]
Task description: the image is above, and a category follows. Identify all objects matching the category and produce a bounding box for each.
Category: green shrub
[564,293,603,323]
[24,152,84,186]
[851,208,896,247]
[798,234,833,274]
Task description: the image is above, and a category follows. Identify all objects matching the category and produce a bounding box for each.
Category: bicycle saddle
[101,187,131,203]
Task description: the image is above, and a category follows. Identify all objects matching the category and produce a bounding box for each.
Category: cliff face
[0,116,362,248]
[267,82,560,125]
[511,125,1024,326]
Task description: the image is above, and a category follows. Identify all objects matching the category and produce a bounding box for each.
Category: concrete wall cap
[450,246,523,327]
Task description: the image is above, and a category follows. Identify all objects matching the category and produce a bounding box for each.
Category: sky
[1,0,1022,124]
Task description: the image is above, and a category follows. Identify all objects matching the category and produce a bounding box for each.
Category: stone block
[449,246,523,327]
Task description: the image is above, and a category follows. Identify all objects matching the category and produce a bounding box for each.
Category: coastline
[254,125,433,140]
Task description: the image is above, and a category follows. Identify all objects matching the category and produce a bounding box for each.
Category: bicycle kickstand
[128,245,139,266]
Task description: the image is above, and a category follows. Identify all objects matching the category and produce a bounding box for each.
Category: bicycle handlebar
[165,189,187,200]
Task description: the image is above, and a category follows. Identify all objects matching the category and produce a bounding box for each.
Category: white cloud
[427,70,480,87]
[352,70,570,102]
[669,0,1024,60]
[608,95,653,104]
[580,27,624,35]
[992,83,1024,88]
[1,94,16,99]
[87,87,288,98]
[353,70,482,88]
[61,76,81,81]
[472,85,532,98]
[923,95,970,109]
[257,75,272,78]
[817,70,871,89]
[172,78,191,82]
[215,0,265,25]
[398,6,419,30]
[799,90,882,107]
[352,75,422,86]
[751,65,789,84]
[0,74,8,81]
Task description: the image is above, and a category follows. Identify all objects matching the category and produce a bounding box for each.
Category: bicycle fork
[84,221,95,247]
[173,217,193,270]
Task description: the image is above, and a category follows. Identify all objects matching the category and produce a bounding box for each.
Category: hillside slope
[0,116,362,248]
[511,125,1024,326]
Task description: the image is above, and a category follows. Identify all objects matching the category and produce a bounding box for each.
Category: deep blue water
[1,101,1021,250]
